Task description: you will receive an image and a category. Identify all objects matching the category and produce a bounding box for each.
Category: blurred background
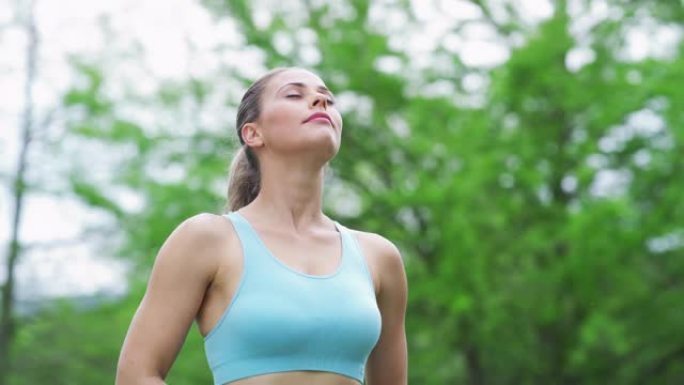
[1,0,683,383]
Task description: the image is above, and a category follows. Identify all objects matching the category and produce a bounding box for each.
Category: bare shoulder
[169,212,235,246]
[346,227,406,296]
[155,212,235,281]
[349,229,402,262]
[173,212,232,240]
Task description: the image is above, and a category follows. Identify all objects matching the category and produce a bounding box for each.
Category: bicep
[117,214,220,382]
[365,236,408,385]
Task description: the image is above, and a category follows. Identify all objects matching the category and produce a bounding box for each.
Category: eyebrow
[277,82,334,97]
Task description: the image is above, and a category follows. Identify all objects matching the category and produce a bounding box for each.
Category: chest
[253,227,344,277]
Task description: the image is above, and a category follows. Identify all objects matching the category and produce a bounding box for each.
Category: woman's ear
[241,123,264,148]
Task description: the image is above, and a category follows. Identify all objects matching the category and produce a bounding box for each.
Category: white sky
[1,0,677,302]
[0,0,245,300]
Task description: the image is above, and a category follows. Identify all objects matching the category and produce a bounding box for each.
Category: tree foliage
[5,1,684,384]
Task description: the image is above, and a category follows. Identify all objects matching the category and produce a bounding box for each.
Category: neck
[246,155,329,231]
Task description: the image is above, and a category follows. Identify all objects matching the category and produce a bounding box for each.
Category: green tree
[6,0,684,384]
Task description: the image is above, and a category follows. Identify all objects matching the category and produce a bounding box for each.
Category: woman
[116,67,408,385]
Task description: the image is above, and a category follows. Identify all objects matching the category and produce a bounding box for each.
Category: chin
[304,139,340,165]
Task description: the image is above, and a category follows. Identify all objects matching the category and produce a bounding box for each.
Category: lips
[303,112,333,127]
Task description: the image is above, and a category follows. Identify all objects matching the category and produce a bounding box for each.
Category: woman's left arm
[364,235,408,385]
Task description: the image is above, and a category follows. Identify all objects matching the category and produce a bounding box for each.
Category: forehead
[267,69,328,94]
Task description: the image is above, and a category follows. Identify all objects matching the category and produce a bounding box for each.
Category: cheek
[262,102,300,129]
[333,112,343,129]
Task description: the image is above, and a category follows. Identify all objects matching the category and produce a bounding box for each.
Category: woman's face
[246,69,343,163]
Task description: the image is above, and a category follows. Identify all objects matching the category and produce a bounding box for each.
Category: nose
[311,93,328,109]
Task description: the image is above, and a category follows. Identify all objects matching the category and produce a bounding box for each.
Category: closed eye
[286,93,335,105]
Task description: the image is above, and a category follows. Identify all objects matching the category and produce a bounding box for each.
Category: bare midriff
[224,371,360,385]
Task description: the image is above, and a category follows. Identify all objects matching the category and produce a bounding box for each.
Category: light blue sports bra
[203,211,382,385]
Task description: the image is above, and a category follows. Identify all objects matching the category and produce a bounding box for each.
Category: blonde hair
[225,67,293,212]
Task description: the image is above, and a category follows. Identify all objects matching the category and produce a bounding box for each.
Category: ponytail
[226,146,260,212]
[224,67,292,212]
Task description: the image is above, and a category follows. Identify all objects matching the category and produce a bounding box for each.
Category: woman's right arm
[115,213,224,385]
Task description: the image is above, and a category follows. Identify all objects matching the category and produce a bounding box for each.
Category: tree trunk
[0,1,37,383]
[465,343,485,385]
